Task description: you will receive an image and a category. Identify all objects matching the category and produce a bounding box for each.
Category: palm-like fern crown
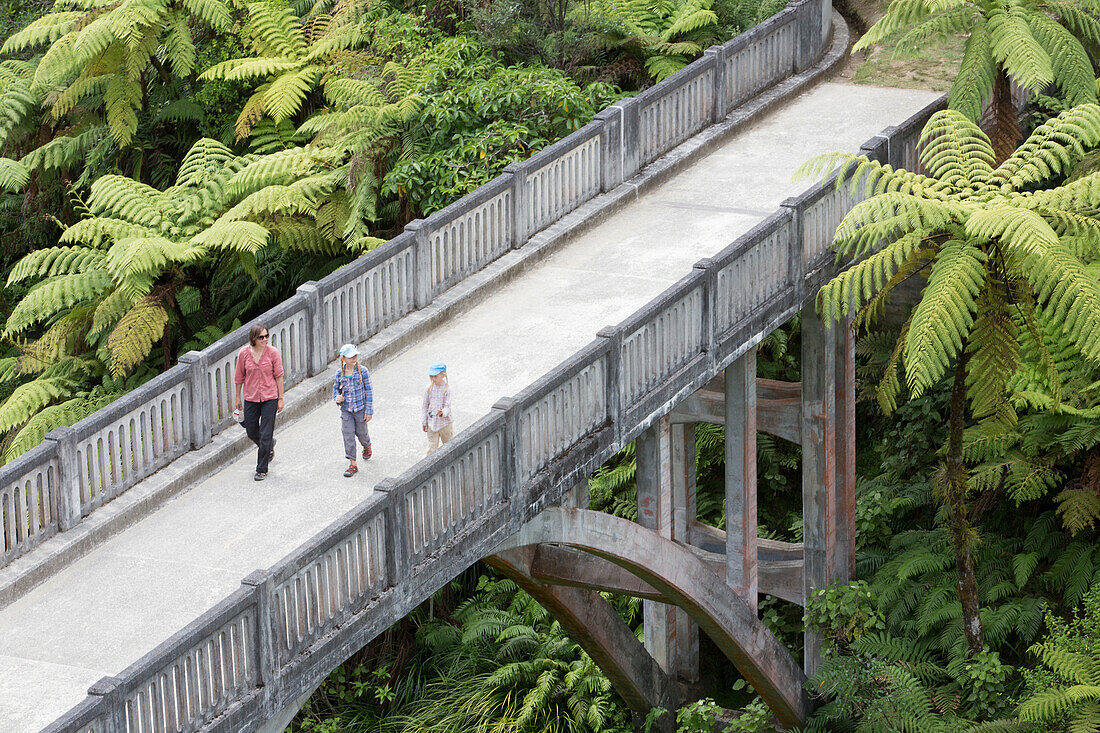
[582,0,719,81]
[855,0,1100,120]
[199,0,373,139]
[817,105,1100,435]
[1,0,232,146]
[4,138,355,380]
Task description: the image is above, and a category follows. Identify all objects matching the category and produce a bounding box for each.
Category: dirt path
[834,0,962,92]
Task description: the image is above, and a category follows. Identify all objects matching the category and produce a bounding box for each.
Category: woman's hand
[436,409,444,417]
[235,398,242,410]
[277,397,284,413]
[423,425,428,432]
[335,394,344,404]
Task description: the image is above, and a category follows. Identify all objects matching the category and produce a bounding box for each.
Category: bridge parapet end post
[602,99,641,184]
[241,569,277,716]
[491,398,520,510]
[503,162,528,248]
[375,478,410,588]
[703,46,728,123]
[404,219,433,310]
[859,134,890,165]
[595,326,623,449]
[177,350,211,450]
[88,676,124,733]
[295,281,326,377]
[594,108,623,191]
[43,426,79,531]
[693,258,717,373]
[779,197,807,299]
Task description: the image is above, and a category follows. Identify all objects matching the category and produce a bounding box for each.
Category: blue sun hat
[428,362,447,375]
[339,343,359,359]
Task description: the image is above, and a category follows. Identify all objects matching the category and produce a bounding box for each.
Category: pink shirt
[234,345,284,402]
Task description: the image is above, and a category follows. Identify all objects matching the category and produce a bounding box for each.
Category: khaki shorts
[426,423,454,455]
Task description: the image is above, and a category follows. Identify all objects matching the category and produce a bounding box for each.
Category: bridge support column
[636,417,699,684]
[801,307,833,676]
[724,349,758,612]
[834,320,856,584]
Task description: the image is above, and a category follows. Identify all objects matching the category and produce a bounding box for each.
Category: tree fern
[853,0,1097,161]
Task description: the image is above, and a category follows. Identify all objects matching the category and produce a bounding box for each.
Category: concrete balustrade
[515,341,610,484]
[637,59,716,165]
[713,212,795,335]
[619,277,708,427]
[61,365,193,519]
[0,442,60,564]
[417,173,514,296]
[267,504,389,667]
[317,233,418,360]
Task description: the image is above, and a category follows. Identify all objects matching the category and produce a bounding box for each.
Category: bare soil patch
[834,0,964,92]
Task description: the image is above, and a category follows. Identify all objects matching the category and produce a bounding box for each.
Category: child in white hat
[422,362,453,455]
[334,343,373,477]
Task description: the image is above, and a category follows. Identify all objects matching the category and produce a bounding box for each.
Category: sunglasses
[257,334,269,340]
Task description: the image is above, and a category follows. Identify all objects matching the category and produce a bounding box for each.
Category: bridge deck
[0,81,938,731]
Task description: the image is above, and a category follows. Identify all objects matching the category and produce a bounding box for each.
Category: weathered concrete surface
[0,81,938,732]
[487,546,680,731]
[495,507,810,729]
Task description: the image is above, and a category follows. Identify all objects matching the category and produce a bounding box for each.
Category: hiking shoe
[344,462,358,478]
[254,472,266,481]
[362,443,372,460]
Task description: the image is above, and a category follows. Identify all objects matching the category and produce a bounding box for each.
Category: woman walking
[334,343,373,477]
[422,362,453,455]
[234,324,284,481]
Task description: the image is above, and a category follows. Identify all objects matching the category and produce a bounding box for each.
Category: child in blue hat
[422,362,453,455]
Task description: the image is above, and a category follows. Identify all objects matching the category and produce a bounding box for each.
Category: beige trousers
[426,423,454,455]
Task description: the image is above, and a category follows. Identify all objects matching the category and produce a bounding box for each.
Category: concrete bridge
[0,2,943,729]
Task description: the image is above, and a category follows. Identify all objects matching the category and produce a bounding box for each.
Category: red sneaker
[363,443,372,460]
[343,462,358,478]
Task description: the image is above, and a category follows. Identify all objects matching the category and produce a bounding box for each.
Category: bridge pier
[800,308,855,675]
[637,417,700,684]
[724,349,758,612]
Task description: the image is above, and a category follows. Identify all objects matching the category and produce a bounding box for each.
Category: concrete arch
[487,546,681,731]
[494,507,810,729]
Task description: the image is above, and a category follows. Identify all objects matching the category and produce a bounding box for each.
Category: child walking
[334,344,373,477]
[422,362,453,455]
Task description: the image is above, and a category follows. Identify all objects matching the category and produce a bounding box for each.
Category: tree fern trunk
[946,353,984,655]
[988,70,1020,165]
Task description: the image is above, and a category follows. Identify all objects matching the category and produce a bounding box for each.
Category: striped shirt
[333,365,373,414]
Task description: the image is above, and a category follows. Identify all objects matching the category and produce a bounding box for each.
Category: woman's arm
[276,375,285,412]
[233,350,245,409]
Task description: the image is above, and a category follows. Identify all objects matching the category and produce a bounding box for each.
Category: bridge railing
[45,91,950,733]
[1,0,834,574]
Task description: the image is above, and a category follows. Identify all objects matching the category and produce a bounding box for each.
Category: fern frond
[987,5,1054,93]
[948,17,996,121]
[106,296,168,378]
[0,377,74,434]
[8,247,106,284]
[4,271,112,336]
[904,239,986,396]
